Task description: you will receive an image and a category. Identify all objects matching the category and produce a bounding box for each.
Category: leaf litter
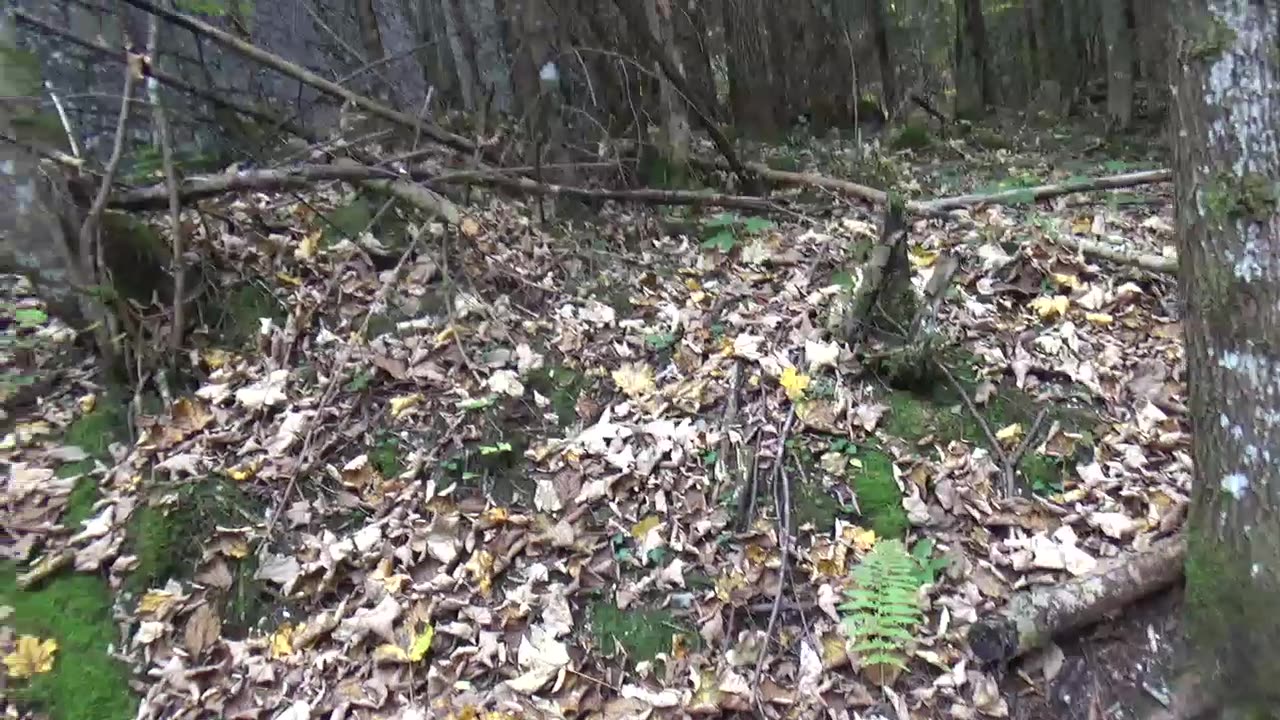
[0,139,1189,719]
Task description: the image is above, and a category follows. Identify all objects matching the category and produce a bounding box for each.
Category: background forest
[2,1,1276,720]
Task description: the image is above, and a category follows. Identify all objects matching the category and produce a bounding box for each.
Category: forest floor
[1,115,1190,720]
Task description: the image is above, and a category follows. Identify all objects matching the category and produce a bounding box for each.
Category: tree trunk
[463,0,514,113]
[1102,0,1135,129]
[954,0,991,119]
[645,0,690,179]
[442,0,479,110]
[722,0,777,137]
[868,0,896,112]
[1172,0,1280,711]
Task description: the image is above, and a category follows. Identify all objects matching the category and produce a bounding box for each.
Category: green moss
[217,284,285,349]
[589,601,697,665]
[1187,16,1237,61]
[853,449,908,539]
[526,364,588,427]
[370,434,403,478]
[1184,530,1280,708]
[792,475,844,532]
[1021,452,1065,496]
[970,127,1012,150]
[890,124,932,151]
[61,464,99,529]
[883,390,934,441]
[126,479,261,594]
[1204,172,1279,225]
[0,564,137,720]
[64,401,127,460]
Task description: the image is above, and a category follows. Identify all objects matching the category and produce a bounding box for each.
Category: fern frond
[838,539,925,677]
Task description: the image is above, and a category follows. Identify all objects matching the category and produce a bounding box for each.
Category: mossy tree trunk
[1172,1,1280,711]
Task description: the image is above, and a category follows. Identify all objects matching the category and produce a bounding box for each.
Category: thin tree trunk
[954,0,991,119]
[1102,0,1135,129]
[1171,0,1280,711]
[442,0,479,110]
[645,0,690,179]
[722,0,777,136]
[868,0,895,112]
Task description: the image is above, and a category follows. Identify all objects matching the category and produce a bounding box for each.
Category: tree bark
[954,0,992,119]
[1102,0,1135,129]
[645,0,690,179]
[868,0,896,112]
[1171,0,1280,710]
[722,0,777,136]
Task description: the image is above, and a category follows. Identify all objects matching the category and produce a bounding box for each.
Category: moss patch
[792,474,845,533]
[525,364,589,427]
[0,564,136,720]
[890,123,932,151]
[853,448,908,539]
[217,284,286,349]
[370,433,403,478]
[126,479,262,594]
[589,601,697,665]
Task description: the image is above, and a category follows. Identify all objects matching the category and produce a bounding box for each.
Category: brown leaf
[183,604,221,657]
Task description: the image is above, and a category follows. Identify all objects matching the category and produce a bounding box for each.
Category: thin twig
[44,82,81,159]
[146,7,187,352]
[261,229,428,543]
[753,405,797,696]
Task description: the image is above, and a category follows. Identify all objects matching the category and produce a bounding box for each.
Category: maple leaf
[612,362,655,398]
[779,367,810,401]
[4,636,57,678]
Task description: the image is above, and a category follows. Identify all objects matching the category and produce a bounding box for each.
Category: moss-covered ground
[1,398,135,720]
[588,600,699,666]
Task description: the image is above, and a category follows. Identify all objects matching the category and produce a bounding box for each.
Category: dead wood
[1053,233,1178,274]
[109,163,780,213]
[917,169,1172,213]
[967,536,1185,664]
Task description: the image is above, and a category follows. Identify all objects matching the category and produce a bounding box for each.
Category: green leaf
[702,212,738,228]
[739,217,774,234]
[701,230,737,252]
[408,624,435,662]
[831,271,856,289]
[14,307,47,327]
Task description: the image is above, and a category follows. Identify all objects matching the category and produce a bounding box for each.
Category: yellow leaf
[269,623,294,658]
[1029,295,1070,320]
[226,461,260,482]
[464,549,495,597]
[1084,312,1114,325]
[388,393,424,419]
[1070,216,1092,234]
[200,348,234,370]
[779,366,810,401]
[3,636,57,678]
[909,247,938,268]
[460,217,481,238]
[995,423,1022,442]
[77,394,96,413]
[223,536,250,559]
[849,526,877,553]
[1050,272,1081,290]
[374,644,409,663]
[409,624,435,662]
[433,325,457,347]
[612,363,656,398]
[275,272,302,286]
[631,515,661,540]
[296,230,320,260]
[137,590,175,616]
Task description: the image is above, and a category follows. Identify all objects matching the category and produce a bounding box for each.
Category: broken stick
[967,536,1185,664]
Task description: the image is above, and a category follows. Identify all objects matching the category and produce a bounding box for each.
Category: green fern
[838,539,925,670]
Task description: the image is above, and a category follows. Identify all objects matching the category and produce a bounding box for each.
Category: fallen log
[967,536,1185,665]
[1054,234,1178,274]
[108,162,780,213]
[917,169,1172,213]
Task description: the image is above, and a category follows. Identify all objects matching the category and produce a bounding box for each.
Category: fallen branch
[916,169,1172,213]
[967,536,1185,664]
[753,406,797,700]
[109,162,781,213]
[1053,233,1178,274]
[117,0,479,156]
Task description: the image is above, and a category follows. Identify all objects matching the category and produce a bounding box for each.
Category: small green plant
[645,331,678,352]
[829,437,858,457]
[909,538,949,585]
[839,539,925,671]
[699,213,775,253]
